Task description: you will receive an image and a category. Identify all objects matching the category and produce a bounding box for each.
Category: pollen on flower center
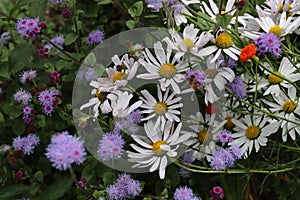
[268,71,283,84]
[246,125,260,140]
[95,89,108,102]
[113,72,125,82]
[152,140,167,156]
[205,68,218,79]
[215,33,233,49]
[159,63,177,78]
[198,130,210,144]
[269,25,282,37]
[183,38,195,50]
[154,102,167,115]
[225,116,235,130]
[282,100,296,113]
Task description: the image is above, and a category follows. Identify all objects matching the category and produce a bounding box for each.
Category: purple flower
[49,0,68,5]
[229,145,242,159]
[226,77,247,100]
[97,132,125,161]
[254,33,281,58]
[38,90,59,115]
[144,0,163,11]
[12,134,40,155]
[179,151,195,178]
[174,186,200,200]
[86,30,105,45]
[216,130,233,146]
[16,17,43,39]
[45,131,87,171]
[210,146,242,170]
[77,68,97,82]
[14,89,32,105]
[128,110,143,124]
[19,69,37,84]
[219,55,237,69]
[210,153,227,170]
[106,173,141,200]
[44,35,65,54]
[184,69,207,90]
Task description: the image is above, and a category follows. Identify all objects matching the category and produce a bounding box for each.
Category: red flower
[240,44,257,62]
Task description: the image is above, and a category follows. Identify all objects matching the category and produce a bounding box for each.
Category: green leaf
[2,103,22,118]
[102,172,116,186]
[216,14,233,29]
[10,0,41,15]
[128,1,143,17]
[0,62,10,79]
[0,184,30,198]
[29,0,47,18]
[65,33,78,45]
[126,20,136,29]
[81,167,95,182]
[30,182,40,195]
[196,11,215,31]
[0,113,4,123]
[34,170,44,182]
[55,60,74,71]
[37,176,73,200]
[36,115,46,127]
[9,43,34,73]
[12,118,25,135]
[84,53,97,66]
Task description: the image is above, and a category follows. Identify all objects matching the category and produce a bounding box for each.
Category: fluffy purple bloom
[38,90,59,115]
[229,145,242,159]
[106,173,141,200]
[86,30,105,45]
[14,89,32,105]
[97,132,125,161]
[45,131,87,171]
[254,33,281,58]
[210,146,242,170]
[216,130,233,146]
[174,186,200,200]
[113,110,142,135]
[19,69,37,84]
[12,134,40,155]
[219,55,237,69]
[44,35,65,54]
[179,151,195,178]
[226,77,247,100]
[16,17,42,39]
[128,110,143,124]
[184,69,207,90]
[77,68,97,82]
[144,0,163,11]
[210,153,227,170]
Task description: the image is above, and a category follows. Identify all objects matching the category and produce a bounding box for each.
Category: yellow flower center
[215,33,233,49]
[198,130,210,144]
[95,89,108,103]
[183,38,195,51]
[159,63,177,78]
[113,72,125,82]
[152,140,167,156]
[224,116,235,130]
[221,11,226,15]
[268,71,283,84]
[246,125,260,140]
[282,100,296,113]
[269,25,283,37]
[205,68,218,79]
[154,102,167,115]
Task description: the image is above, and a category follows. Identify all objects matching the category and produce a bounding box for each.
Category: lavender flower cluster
[179,151,195,178]
[105,173,142,200]
[210,130,242,170]
[86,30,105,46]
[12,134,40,155]
[174,186,201,200]
[45,131,87,171]
[184,69,208,90]
[254,33,282,58]
[19,70,37,84]
[145,0,184,13]
[16,18,44,39]
[38,90,59,115]
[14,89,32,105]
[226,77,247,100]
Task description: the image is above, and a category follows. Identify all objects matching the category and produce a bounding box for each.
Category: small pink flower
[16,170,24,180]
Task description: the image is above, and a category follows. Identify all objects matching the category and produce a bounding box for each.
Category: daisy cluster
[45,131,87,171]
[79,0,300,181]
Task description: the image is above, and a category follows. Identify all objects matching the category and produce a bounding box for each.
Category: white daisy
[104,90,143,119]
[163,24,213,59]
[198,31,241,63]
[230,114,279,156]
[137,41,189,94]
[80,89,111,118]
[203,56,235,104]
[262,87,300,141]
[200,0,235,22]
[257,0,300,19]
[252,57,300,97]
[139,85,183,130]
[91,54,138,93]
[181,112,226,161]
[127,120,189,179]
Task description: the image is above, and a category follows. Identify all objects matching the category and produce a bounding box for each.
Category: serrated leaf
[2,103,22,118]
[65,33,78,45]
[102,172,116,186]
[216,14,233,29]
[82,167,95,182]
[37,176,73,199]
[128,1,143,17]
[34,171,43,182]
[56,60,74,71]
